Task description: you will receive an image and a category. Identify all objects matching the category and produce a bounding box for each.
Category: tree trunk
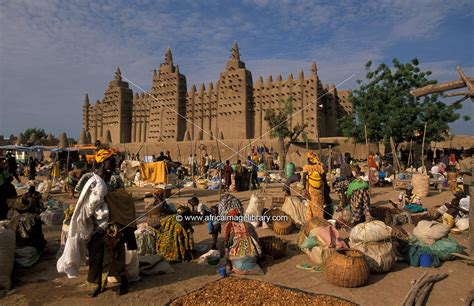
[278,137,286,174]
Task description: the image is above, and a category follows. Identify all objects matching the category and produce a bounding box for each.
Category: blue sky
[0,0,473,138]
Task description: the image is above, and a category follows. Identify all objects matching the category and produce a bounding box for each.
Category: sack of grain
[411,173,429,197]
[350,241,396,273]
[245,194,264,227]
[413,220,450,245]
[349,220,392,243]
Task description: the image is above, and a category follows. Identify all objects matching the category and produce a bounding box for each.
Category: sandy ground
[1,180,473,306]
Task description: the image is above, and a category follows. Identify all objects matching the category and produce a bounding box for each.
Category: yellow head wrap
[452,186,464,195]
[95,149,114,163]
[306,152,320,164]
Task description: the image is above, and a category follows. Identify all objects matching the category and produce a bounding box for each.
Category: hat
[406,184,414,191]
[95,149,114,163]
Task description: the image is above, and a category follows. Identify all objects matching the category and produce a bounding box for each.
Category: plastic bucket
[285,162,295,178]
[218,266,226,277]
[420,253,432,267]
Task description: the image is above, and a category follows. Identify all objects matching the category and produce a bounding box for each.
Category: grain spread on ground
[169,277,356,305]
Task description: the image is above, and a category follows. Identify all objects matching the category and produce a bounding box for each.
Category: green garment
[405,204,426,213]
[345,179,369,197]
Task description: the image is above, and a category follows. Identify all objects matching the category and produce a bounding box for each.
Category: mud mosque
[81,42,352,145]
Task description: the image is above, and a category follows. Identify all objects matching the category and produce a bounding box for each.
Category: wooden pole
[316,123,322,158]
[421,122,428,174]
[364,125,371,193]
[191,140,194,179]
[66,146,70,173]
[216,140,223,200]
[408,140,413,168]
[328,145,332,174]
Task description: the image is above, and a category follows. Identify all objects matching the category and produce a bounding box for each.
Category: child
[208,205,221,250]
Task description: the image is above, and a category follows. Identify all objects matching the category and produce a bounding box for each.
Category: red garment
[449,153,456,164]
[368,155,378,170]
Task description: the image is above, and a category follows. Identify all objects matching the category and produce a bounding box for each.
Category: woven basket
[273,216,294,235]
[303,216,330,236]
[196,179,208,190]
[324,249,369,288]
[263,209,287,230]
[259,236,287,259]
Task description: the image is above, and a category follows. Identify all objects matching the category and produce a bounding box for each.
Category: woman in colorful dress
[225,208,262,275]
[155,205,194,262]
[302,152,326,221]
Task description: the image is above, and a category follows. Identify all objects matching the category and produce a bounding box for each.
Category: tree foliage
[23,128,47,140]
[264,96,307,171]
[337,58,461,144]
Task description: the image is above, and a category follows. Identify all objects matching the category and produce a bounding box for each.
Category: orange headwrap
[306,152,320,164]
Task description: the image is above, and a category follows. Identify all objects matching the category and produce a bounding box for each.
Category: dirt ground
[1,180,473,306]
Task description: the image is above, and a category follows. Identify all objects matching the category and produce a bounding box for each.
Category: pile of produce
[170,277,355,305]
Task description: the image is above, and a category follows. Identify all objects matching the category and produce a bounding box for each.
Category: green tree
[264,96,307,172]
[23,128,47,141]
[337,58,461,147]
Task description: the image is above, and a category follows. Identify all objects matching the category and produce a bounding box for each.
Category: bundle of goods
[169,277,356,305]
[281,196,306,228]
[135,223,158,256]
[37,180,53,194]
[0,226,15,294]
[403,237,464,267]
[197,249,221,265]
[259,236,287,260]
[349,221,396,273]
[324,249,369,288]
[411,173,430,198]
[40,199,65,225]
[207,177,221,190]
[245,194,265,227]
[401,220,463,267]
[195,178,208,190]
[218,194,244,219]
[298,224,347,265]
[269,173,282,182]
[412,220,450,245]
[303,216,330,236]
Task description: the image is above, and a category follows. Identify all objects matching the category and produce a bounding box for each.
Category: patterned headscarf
[95,149,114,163]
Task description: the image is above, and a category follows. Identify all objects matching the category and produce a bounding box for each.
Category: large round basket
[263,209,287,230]
[273,215,294,235]
[259,236,287,259]
[304,216,330,236]
[324,249,369,288]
